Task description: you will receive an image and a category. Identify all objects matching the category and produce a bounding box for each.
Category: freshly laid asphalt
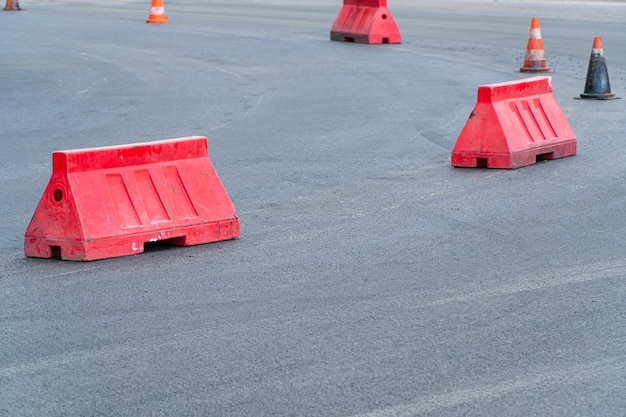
[2,1,626,416]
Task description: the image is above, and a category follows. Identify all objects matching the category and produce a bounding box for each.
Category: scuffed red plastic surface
[451,76,576,169]
[25,136,239,261]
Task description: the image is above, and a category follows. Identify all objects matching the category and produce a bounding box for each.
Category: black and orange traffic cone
[520,17,550,73]
[147,0,167,24]
[3,0,21,11]
[580,36,618,100]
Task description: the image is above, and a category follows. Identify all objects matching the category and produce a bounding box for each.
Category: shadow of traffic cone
[147,0,168,24]
[579,36,619,100]
[520,17,550,73]
[3,0,21,10]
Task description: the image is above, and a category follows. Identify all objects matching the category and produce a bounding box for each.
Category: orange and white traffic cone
[520,17,550,73]
[3,0,21,11]
[146,0,167,24]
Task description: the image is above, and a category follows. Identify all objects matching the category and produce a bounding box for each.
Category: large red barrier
[330,0,401,44]
[451,76,576,169]
[25,136,239,261]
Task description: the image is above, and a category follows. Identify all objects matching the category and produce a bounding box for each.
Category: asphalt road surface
[2,1,626,416]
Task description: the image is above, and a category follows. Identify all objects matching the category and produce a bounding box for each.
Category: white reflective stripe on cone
[529,28,542,39]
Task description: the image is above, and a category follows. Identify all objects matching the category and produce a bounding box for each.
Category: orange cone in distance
[580,36,618,100]
[147,0,168,24]
[520,17,550,73]
[3,0,21,11]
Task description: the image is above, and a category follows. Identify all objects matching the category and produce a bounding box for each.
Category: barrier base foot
[452,141,576,169]
[25,219,239,261]
[330,31,399,44]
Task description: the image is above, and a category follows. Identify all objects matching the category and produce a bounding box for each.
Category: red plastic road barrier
[25,136,239,261]
[451,76,576,169]
[330,0,401,44]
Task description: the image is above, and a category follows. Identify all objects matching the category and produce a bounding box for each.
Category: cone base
[579,92,619,100]
[147,15,168,24]
[520,67,551,73]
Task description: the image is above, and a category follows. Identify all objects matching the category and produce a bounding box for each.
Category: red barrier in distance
[330,0,401,44]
